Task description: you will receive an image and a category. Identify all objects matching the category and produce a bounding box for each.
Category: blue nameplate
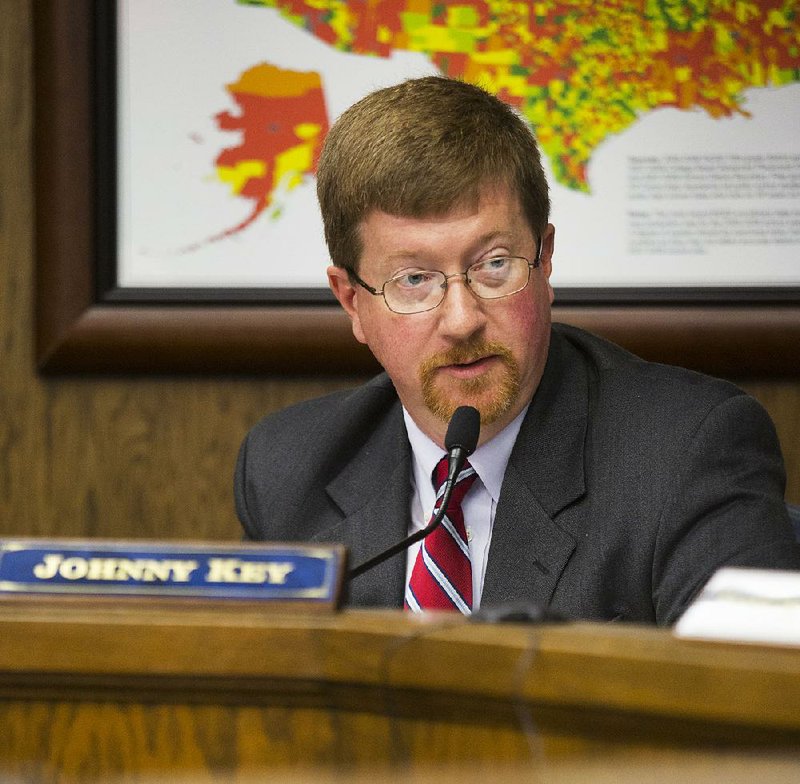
[0,539,346,608]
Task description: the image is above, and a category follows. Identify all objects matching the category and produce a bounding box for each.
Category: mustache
[422,339,514,370]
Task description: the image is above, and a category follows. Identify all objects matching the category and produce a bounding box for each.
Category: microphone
[442,404,480,488]
[347,406,481,581]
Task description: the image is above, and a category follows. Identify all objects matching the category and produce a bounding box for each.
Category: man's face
[328,184,555,447]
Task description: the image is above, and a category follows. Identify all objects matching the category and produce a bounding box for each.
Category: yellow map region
[214,63,329,237]
[235,0,800,191]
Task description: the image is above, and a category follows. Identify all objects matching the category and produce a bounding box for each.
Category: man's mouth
[420,339,513,388]
[453,356,488,367]
[442,355,497,376]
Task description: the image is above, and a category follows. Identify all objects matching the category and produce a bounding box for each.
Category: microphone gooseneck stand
[347,405,480,581]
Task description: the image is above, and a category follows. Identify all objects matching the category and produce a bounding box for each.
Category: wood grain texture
[0,605,799,780]
[0,0,364,542]
[0,0,797,555]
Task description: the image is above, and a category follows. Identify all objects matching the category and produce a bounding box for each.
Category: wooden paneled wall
[0,3,364,541]
[1,2,798,546]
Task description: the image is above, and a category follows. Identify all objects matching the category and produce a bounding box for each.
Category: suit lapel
[483,331,588,607]
[313,330,589,611]
[323,402,411,608]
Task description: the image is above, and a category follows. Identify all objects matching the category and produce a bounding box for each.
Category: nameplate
[0,539,346,609]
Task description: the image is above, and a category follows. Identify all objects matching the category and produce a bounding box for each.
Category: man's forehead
[375,180,517,220]
[348,182,532,276]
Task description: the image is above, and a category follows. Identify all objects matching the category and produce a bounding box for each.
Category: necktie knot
[433,455,477,513]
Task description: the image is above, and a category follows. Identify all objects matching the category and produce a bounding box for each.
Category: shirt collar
[402,404,529,502]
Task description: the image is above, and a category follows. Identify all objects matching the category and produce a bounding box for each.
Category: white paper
[674,567,800,647]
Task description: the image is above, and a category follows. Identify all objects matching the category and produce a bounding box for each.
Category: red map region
[210,63,329,243]
[254,0,800,191]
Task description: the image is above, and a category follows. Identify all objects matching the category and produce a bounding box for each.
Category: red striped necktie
[405,457,477,614]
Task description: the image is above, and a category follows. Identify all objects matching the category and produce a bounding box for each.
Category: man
[235,77,800,625]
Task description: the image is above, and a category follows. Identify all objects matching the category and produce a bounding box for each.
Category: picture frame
[34,0,800,376]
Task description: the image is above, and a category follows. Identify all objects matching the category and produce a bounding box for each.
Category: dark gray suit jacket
[235,324,800,625]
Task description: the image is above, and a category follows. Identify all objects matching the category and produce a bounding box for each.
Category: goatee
[419,339,520,425]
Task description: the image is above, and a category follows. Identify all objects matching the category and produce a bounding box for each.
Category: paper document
[674,567,800,647]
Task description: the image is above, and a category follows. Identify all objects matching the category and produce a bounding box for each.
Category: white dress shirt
[403,405,529,610]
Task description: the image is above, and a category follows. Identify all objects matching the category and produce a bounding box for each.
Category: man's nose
[436,275,486,340]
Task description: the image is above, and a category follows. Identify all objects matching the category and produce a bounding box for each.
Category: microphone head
[444,406,481,456]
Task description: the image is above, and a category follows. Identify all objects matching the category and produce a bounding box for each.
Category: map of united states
[214,0,800,238]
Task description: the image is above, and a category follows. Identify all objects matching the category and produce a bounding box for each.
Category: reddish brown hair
[316,76,550,271]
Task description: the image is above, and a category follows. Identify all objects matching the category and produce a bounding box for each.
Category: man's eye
[395,271,435,289]
[478,257,510,272]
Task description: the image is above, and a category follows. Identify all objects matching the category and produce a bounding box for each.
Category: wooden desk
[0,600,798,781]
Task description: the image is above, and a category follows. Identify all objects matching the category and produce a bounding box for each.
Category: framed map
[35,0,800,374]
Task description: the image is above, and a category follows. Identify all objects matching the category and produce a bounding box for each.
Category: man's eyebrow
[471,230,520,252]
[480,230,516,243]
[381,231,522,267]
[383,249,423,261]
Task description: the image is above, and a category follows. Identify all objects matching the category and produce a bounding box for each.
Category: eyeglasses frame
[348,237,544,315]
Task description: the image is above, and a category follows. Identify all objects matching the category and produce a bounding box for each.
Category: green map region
[215,0,800,237]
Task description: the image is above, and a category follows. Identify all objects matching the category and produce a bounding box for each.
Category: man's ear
[327,265,367,344]
[540,223,556,304]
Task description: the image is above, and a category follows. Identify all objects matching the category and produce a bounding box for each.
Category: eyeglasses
[350,239,542,315]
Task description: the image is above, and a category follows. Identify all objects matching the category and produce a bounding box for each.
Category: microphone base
[470,602,568,624]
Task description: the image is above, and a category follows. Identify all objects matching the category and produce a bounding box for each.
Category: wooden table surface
[0,599,797,781]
